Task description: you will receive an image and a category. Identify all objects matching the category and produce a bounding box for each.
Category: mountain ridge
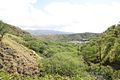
[37,32,98,41]
[27,29,73,35]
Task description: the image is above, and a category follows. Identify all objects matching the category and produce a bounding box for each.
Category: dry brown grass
[0,34,42,76]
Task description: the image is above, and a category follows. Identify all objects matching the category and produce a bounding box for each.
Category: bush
[89,65,113,80]
[113,70,120,80]
[0,70,11,80]
[43,52,88,77]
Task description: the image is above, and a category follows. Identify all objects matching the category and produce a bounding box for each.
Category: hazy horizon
[26,28,101,33]
[0,0,120,33]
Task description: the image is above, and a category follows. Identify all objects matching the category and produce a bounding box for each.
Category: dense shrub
[43,52,87,77]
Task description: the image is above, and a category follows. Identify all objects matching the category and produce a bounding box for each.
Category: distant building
[69,39,89,44]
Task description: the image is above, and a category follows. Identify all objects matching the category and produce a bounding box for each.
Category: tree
[0,21,7,41]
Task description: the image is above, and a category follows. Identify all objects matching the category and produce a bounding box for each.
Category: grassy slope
[0,21,30,37]
[3,34,41,61]
[0,34,41,76]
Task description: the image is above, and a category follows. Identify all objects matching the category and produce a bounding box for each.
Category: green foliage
[89,65,113,80]
[43,52,87,76]
[72,74,95,80]
[0,69,41,80]
[24,36,78,58]
[1,20,120,80]
[79,24,120,80]
[0,21,8,40]
[79,41,98,61]
[113,70,120,80]
[0,70,11,80]
[80,25,120,63]
[39,74,71,80]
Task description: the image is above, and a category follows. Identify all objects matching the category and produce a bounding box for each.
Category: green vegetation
[0,21,31,38]
[0,21,120,80]
[79,25,120,80]
[43,53,86,76]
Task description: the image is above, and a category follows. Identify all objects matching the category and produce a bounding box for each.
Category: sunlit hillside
[0,21,120,80]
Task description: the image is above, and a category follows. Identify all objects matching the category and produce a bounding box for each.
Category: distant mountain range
[27,30,98,41]
[27,30,73,35]
[36,32,98,41]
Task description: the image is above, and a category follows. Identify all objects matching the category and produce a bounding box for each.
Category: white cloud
[0,0,120,33]
[0,0,37,26]
[44,2,120,32]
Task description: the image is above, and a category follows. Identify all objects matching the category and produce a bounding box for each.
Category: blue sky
[0,0,120,33]
[35,0,120,8]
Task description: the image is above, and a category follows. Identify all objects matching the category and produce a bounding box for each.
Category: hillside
[0,21,42,79]
[81,24,120,64]
[37,32,98,41]
[2,34,41,74]
[79,24,120,80]
[0,21,30,37]
[0,21,96,80]
[1,21,120,80]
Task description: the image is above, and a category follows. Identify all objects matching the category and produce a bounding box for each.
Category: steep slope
[0,21,42,79]
[80,24,120,69]
[77,24,120,80]
[0,34,41,76]
[0,21,30,37]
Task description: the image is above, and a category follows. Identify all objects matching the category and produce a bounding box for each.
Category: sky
[0,0,120,33]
